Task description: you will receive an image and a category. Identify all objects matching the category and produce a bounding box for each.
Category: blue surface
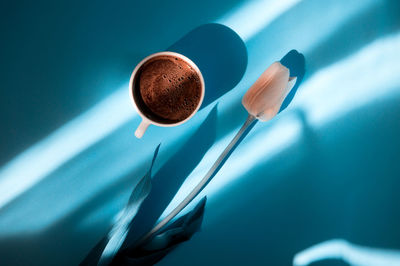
[1,0,400,265]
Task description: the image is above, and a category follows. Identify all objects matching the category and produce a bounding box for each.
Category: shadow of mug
[167,23,248,109]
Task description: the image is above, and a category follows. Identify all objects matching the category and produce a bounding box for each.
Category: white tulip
[242,62,297,121]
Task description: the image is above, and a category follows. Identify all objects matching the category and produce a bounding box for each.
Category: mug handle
[135,120,150,138]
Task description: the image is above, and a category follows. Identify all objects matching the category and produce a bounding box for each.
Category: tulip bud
[242,62,297,121]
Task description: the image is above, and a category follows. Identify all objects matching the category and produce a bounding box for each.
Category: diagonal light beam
[294,239,400,266]
[217,0,301,41]
[0,84,135,209]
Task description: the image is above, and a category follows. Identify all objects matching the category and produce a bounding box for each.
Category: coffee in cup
[130,52,204,138]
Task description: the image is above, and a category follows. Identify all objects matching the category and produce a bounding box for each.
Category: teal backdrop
[1,0,400,265]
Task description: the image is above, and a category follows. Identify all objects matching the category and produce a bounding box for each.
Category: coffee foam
[138,55,201,122]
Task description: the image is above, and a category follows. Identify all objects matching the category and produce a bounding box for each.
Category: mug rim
[129,51,205,127]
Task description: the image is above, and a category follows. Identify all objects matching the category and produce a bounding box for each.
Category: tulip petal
[258,76,297,121]
[242,62,297,122]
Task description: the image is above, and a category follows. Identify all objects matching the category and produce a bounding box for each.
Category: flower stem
[136,114,257,246]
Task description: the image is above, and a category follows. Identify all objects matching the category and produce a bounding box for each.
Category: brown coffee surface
[138,55,202,122]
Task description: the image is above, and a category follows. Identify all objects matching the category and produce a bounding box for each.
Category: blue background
[1,0,400,265]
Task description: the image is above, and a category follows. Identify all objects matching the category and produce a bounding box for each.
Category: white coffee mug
[129,51,205,138]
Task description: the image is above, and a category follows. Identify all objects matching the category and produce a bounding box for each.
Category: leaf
[80,144,160,266]
[114,197,207,265]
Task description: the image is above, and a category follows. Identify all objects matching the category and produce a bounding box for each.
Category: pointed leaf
[80,144,160,266]
[116,197,207,265]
